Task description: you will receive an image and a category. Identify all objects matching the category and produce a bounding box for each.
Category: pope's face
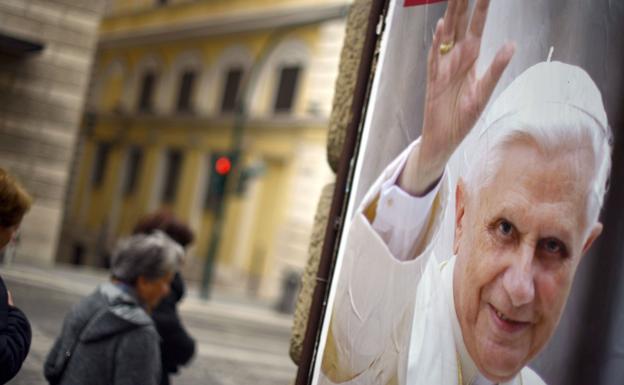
[453,139,603,382]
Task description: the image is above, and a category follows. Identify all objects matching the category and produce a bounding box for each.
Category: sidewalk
[3,262,298,385]
[0,262,294,332]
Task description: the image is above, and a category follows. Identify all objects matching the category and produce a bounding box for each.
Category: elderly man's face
[453,139,602,382]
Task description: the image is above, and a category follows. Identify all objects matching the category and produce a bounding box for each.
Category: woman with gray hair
[44,231,183,385]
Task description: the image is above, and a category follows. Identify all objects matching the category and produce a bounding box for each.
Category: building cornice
[98,3,350,49]
[89,110,329,130]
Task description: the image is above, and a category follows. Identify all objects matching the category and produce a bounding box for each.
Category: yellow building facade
[58,0,348,299]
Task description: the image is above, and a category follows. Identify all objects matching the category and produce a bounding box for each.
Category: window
[123,146,143,196]
[176,70,196,113]
[161,149,183,204]
[274,65,301,113]
[221,67,244,113]
[92,142,111,189]
[137,71,157,112]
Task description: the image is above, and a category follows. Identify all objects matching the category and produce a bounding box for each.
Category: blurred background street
[0,0,351,382]
[4,262,295,385]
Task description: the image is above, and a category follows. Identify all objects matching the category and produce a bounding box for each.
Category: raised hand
[399,0,515,195]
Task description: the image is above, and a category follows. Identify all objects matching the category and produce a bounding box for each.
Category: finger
[469,0,491,39]
[476,42,516,109]
[442,0,458,43]
[455,0,470,41]
[428,18,445,79]
[7,290,14,306]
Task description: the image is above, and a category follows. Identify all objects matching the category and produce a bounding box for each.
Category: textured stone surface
[0,0,104,264]
[289,182,335,365]
[288,0,376,366]
[326,0,373,172]
[289,0,376,366]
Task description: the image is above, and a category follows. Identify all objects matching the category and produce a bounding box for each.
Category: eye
[541,238,567,258]
[544,239,560,252]
[497,219,514,237]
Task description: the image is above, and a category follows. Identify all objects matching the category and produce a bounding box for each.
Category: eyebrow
[491,204,576,246]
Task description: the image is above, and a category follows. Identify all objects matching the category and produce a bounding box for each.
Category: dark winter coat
[0,275,31,384]
[152,272,196,385]
[44,282,161,385]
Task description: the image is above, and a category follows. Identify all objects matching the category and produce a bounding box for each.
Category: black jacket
[151,272,196,385]
[0,275,31,384]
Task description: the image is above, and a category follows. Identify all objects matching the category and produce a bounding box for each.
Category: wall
[0,0,104,265]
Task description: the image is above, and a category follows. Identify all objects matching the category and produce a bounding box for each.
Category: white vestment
[320,140,545,385]
[320,60,610,385]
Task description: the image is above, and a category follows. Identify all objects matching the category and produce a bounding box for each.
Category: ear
[582,222,603,256]
[454,179,467,255]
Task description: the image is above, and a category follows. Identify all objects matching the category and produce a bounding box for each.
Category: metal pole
[199,8,349,299]
[199,29,291,299]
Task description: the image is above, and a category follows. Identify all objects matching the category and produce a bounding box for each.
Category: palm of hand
[425,35,482,153]
[421,0,515,165]
[398,0,514,196]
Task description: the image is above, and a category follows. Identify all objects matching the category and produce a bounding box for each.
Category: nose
[502,245,535,307]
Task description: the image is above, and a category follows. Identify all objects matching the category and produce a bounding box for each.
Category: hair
[110,231,183,285]
[464,105,612,232]
[0,168,32,228]
[132,210,194,248]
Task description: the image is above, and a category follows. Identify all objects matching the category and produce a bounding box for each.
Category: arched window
[197,45,252,115]
[273,65,302,113]
[127,55,163,113]
[220,66,245,114]
[249,39,310,117]
[166,52,203,114]
[93,59,127,112]
[137,71,157,112]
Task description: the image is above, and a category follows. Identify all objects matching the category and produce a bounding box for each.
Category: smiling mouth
[489,304,531,334]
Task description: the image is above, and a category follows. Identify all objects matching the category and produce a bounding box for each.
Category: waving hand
[399,0,515,195]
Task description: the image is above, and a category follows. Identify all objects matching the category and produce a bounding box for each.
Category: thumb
[7,290,14,306]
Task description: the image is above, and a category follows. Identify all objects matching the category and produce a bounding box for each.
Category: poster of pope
[313,0,624,384]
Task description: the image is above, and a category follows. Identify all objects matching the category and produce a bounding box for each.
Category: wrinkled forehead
[478,140,594,231]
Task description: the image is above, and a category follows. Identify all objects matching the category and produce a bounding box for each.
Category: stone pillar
[289,0,374,365]
[0,0,105,265]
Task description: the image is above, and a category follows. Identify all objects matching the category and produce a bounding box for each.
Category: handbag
[44,306,108,385]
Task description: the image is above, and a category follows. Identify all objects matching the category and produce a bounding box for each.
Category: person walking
[44,232,183,385]
[0,168,32,384]
[133,210,196,385]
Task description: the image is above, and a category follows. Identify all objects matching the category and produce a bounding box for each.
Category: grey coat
[44,282,161,385]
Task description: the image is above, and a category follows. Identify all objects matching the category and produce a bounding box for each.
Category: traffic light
[204,153,234,212]
[215,156,231,175]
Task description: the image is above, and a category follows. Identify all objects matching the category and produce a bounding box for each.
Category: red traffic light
[215,156,232,175]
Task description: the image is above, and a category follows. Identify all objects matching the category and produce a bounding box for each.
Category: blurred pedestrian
[133,210,196,385]
[0,168,32,384]
[44,232,183,385]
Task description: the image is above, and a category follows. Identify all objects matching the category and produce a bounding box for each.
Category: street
[2,264,297,385]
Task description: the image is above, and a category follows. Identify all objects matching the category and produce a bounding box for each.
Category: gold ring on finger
[439,40,455,55]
